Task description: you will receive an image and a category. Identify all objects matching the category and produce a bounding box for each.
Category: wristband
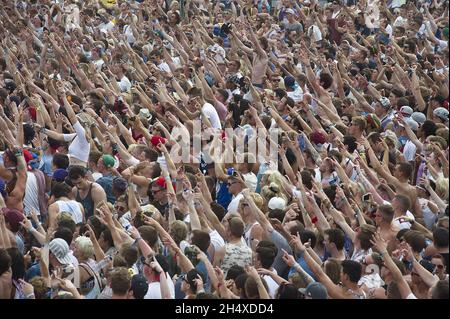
[27,226,35,233]
[25,293,35,299]
[40,127,47,134]
[311,216,318,224]
[197,289,205,294]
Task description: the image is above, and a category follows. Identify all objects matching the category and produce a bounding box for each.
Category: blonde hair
[75,236,94,259]
[435,178,449,201]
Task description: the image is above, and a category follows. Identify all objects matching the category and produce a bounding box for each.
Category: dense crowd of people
[0,0,449,300]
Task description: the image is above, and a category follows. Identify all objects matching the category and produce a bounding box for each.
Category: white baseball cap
[268,197,286,210]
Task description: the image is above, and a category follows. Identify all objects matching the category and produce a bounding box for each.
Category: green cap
[443,27,449,39]
[102,155,116,168]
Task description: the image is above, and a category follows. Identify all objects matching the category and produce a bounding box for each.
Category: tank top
[220,241,253,277]
[55,200,84,224]
[79,262,101,299]
[76,183,94,219]
[244,222,259,248]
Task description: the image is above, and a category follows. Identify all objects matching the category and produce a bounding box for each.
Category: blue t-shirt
[97,174,115,204]
[216,181,232,209]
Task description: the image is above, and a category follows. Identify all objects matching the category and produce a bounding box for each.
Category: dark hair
[277,283,301,299]
[300,230,317,248]
[100,229,114,248]
[341,260,362,283]
[6,247,25,280]
[57,219,76,233]
[0,249,12,276]
[68,165,87,180]
[403,231,426,253]
[52,153,69,170]
[357,224,377,251]
[432,280,449,299]
[54,227,74,247]
[226,265,245,281]
[119,244,139,268]
[397,162,413,179]
[191,230,211,253]
[324,228,345,250]
[51,182,72,199]
[421,120,437,138]
[319,72,334,90]
[235,273,249,298]
[268,209,285,223]
[154,254,169,274]
[433,227,449,248]
[185,269,205,293]
[256,241,278,269]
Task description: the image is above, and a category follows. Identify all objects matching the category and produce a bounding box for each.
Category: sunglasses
[227,181,238,186]
[433,264,444,270]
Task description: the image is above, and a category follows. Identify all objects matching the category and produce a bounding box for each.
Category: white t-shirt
[63,121,90,164]
[262,269,280,299]
[209,230,225,252]
[202,103,222,129]
[287,87,304,103]
[144,274,175,299]
[227,192,244,214]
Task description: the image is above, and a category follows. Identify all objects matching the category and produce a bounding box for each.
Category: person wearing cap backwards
[96,155,119,204]
[149,177,169,217]
[433,107,449,126]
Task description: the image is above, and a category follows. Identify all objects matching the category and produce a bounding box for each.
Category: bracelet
[25,293,35,299]
[197,289,205,294]
[27,226,35,233]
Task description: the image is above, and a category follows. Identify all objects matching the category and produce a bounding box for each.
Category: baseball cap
[2,208,24,233]
[411,112,426,125]
[379,97,391,109]
[150,135,167,147]
[433,107,449,121]
[131,274,149,299]
[101,154,116,168]
[299,282,328,299]
[113,177,128,193]
[309,131,326,145]
[399,118,419,131]
[285,8,295,15]
[268,197,286,210]
[284,76,297,89]
[49,238,72,265]
[52,169,68,182]
[399,106,413,117]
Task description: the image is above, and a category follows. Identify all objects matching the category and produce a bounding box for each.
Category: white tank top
[24,172,40,216]
[56,200,84,224]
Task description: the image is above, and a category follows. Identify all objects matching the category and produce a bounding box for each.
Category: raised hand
[281,249,296,267]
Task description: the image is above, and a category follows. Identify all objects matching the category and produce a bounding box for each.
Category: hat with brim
[49,238,72,265]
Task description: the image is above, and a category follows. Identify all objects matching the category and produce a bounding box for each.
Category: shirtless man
[0,147,27,212]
